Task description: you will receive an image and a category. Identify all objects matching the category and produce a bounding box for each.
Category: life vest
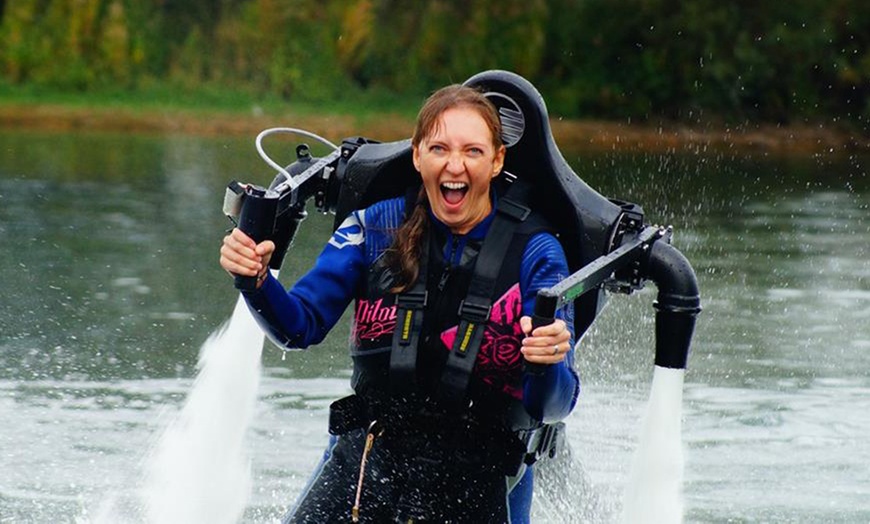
[348,182,548,418]
[327,182,551,479]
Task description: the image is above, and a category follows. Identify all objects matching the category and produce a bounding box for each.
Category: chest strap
[390,181,533,405]
[438,185,531,409]
[389,229,430,392]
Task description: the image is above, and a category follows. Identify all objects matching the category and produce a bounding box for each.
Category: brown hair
[386,85,503,293]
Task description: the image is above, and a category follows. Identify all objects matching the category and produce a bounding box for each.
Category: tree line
[1,0,868,125]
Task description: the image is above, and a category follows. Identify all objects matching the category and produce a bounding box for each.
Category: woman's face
[413,106,505,235]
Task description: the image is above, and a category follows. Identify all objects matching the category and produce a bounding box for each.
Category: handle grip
[233,186,279,291]
[268,206,307,271]
[525,291,559,376]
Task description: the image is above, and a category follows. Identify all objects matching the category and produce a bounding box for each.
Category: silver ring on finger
[552,344,559,355]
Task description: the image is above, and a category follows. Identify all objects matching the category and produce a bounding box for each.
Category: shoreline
[2,102,868,156]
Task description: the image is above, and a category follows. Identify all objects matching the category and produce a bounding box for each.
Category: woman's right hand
[220,228,276,287]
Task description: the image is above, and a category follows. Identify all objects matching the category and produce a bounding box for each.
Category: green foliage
[1,0,868,125]
[536,0,870,123]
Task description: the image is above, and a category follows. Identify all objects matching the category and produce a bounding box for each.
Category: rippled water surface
[1,129,868,522]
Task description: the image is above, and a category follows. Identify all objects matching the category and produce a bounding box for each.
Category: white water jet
[141,293,265,524]
[622,366,685,524]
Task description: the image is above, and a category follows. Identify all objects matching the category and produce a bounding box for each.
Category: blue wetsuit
[243,195,580,523]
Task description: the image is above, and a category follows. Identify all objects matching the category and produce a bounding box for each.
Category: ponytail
[386,187,428,293]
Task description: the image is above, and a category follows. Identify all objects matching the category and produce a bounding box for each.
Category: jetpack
[223,69,701,373]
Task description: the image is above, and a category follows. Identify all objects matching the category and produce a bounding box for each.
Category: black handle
[269,206,307,270]
[233,186,279,291]
[525,291,559,376]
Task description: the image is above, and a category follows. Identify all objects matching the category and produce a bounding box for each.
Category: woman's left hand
[519,316,572,364]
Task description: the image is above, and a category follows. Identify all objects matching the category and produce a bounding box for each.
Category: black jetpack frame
[223,70,701,375]
[223,134,374,290]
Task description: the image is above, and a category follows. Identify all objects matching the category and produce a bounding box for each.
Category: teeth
[441,182,467,190]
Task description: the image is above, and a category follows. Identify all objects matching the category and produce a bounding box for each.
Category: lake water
[1,128,868,523]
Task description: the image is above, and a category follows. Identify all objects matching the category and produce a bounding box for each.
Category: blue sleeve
[241,210,369,350]
[519,232,580,423]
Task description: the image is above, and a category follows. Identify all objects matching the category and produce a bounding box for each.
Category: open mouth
[440,182,468,205]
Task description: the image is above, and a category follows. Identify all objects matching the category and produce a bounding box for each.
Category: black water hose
[643,241,702,369]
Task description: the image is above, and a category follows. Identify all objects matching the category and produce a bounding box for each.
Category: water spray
[622,241,701,524]
[139,129,350,523]
[142,296,265,524]
[529,217,701,524]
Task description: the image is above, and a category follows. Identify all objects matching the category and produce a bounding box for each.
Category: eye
[429,144,446,154]
[467,147,484,157]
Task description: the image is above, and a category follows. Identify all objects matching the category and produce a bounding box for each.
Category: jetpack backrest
[333,139,417,228]
[333,70,625,338]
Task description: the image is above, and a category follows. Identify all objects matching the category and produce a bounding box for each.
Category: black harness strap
[389,234,429,393]
[438,181,531,409]
[389,188,430,393]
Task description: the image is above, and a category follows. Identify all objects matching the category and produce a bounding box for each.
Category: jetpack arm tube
[643,241,701,369]
[524,226,660,376]
[526,225,700,371]
[527,225,663,336]
[268,207,307,270]
[229,148,343,291]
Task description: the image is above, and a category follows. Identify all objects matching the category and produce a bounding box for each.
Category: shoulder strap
[438,180,532,409]
[388,185,430,393]
[388,227,430,393]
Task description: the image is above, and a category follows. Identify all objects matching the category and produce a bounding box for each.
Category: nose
[445,151,465,174]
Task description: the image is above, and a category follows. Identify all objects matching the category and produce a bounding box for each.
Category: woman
[220,85,579,523]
